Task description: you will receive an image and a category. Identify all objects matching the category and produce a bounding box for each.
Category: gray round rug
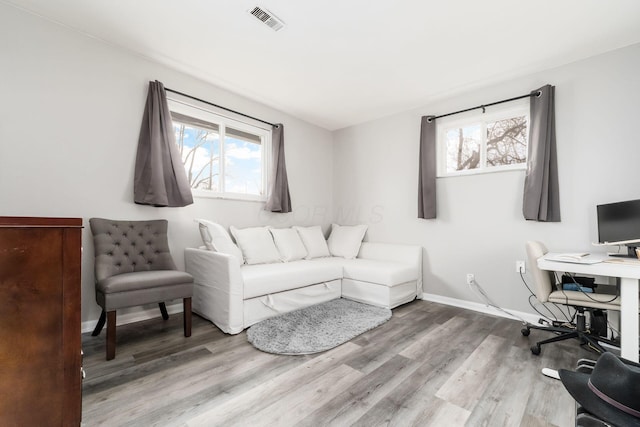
[247,298,392,355]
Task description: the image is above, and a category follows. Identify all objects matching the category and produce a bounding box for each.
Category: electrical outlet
[516,260,526,274]
[466,273,475,285]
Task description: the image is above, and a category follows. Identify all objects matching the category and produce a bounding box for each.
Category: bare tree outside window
[168,100,269,200]
[173,122,219,191]
[441,112,528,176]
[486,116,527,166]
[445,124,481,172]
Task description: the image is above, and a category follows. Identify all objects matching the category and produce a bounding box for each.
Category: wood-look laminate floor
[81,300,593,426]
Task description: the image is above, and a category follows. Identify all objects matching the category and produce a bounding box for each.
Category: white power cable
[468,276,528,325]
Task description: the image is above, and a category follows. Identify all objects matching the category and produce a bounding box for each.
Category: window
[168,99,271,201]
[437,105,529,177]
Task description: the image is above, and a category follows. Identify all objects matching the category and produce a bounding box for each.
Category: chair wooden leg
[159,302,169,320]
[92,310,106,336]
[183,297,192,337]
[106,310,116,361]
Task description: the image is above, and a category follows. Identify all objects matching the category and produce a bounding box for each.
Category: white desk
[538,253,640,362]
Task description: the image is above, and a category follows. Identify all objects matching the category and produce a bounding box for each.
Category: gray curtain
[523,85,560,221]
[134,80,193,207]
[418,115,437,219]
[264,124,292,213]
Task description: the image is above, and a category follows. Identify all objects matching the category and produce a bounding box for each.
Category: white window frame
[167,97,272,202]
[436,102,530,178]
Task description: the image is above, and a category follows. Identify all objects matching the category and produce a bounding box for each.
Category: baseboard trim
[81,303,183,334]
[81,295,539,334]
[422,292,541,325]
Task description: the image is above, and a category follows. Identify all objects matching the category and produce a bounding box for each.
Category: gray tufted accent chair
[89,218,193,360]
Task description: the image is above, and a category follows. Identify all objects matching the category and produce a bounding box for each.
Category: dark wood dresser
[0,217,82,426]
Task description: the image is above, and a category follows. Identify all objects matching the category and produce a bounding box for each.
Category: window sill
[192,190,267,203]
[437,165,526,179]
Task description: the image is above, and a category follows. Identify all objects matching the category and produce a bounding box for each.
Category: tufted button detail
[108,252,113,256]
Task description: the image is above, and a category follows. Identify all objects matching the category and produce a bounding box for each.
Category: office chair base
[522,318,619,356]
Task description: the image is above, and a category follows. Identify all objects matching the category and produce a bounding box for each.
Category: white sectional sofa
[185,241,423,335]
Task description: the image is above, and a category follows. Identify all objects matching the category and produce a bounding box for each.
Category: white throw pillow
[230,226,281,265]
[293,225,330,259]
[327,224,368,259]
[270,228,308,262]
[196,219,244,265]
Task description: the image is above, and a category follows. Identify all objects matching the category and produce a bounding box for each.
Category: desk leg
[620,277,639,362]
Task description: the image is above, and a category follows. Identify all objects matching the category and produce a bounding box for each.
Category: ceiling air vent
[249,6,285,32]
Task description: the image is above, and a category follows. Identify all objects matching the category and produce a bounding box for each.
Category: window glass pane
[486,116,527,167]
[445,124,481,172]
[224,127,263,195]
[173,121,220,191]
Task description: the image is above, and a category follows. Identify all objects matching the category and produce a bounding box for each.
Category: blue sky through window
[174,123,262,195]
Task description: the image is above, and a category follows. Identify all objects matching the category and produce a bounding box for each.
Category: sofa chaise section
[341,242,423,309]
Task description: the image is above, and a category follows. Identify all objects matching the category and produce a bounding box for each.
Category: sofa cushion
[196,219,244,265]
[294,225,330,259]
[327,223,368,259]
[230,226,281,265]
[342,259,417,287]
[243,260,343,299]
[270,227,307,262]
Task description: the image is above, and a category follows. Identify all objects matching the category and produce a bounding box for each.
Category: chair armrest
[184,248,244,334]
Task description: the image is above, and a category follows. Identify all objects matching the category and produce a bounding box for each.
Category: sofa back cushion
[327,224,368,259]
[293,225,330,259]
[230,226,281,265]
[270,227,308,262]
[197,219,244,265]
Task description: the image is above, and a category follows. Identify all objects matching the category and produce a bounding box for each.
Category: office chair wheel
[530,344,541,355]
[521,327,531,336]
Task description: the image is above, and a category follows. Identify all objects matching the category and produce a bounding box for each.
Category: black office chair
[521,241,621,355]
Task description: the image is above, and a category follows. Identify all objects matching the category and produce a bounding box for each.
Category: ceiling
[5,0,640,130]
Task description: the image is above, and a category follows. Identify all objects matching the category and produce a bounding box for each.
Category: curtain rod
[164,87,277,128]
[428,90,542,122]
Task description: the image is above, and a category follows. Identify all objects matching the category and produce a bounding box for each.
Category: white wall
[333,43,640,315]
[0,4,334,327]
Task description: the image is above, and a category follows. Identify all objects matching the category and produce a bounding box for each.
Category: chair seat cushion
[548,290,624,310]
[98,270,194,294]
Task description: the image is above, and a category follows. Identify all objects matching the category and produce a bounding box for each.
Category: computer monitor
[597,199,640,257]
